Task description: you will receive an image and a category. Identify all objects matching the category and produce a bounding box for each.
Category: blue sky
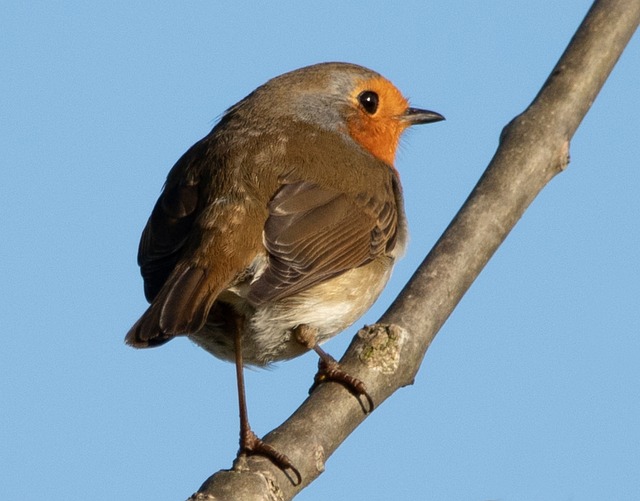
[2,2,639,500]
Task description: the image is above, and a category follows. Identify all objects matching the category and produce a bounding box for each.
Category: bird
[125,62,444,483]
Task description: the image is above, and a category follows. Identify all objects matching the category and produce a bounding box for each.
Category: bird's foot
[294,324,375,413]
[238,429,302,485]
[310,356,375,414]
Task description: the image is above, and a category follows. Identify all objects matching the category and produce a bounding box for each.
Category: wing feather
[248,179,398,305]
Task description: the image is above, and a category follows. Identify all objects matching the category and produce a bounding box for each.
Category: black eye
[358,91,379,114]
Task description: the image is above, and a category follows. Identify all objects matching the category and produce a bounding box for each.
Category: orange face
[346,76,411,166]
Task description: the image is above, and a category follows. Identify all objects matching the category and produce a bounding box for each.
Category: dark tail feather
[125,301,171,348]
[125,265,217,348]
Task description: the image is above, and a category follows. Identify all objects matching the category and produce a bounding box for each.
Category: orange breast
[346,76,411,166]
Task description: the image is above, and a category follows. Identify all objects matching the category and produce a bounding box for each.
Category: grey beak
[403,108,445,125]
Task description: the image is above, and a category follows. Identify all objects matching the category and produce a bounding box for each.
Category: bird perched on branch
[126,62,444,483]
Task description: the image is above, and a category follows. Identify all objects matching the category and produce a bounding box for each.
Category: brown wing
[126,139,233,347]
[247,179,398,305]
[138,180,199,302]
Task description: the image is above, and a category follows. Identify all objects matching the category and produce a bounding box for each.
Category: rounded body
[125,62,445,370]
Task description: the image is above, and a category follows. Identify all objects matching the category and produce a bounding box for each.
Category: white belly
[189,257,394,365]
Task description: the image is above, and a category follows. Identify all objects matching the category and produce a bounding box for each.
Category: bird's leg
[293,324,375,413]
[233,317,301,485]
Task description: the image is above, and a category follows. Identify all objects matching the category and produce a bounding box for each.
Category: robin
[126,62,444,483]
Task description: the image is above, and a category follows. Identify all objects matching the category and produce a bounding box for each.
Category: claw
[309,358,375,414]
[240,430,302,486]
[293,324,375,413]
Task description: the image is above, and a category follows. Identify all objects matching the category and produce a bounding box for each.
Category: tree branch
[190,0,640,498]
